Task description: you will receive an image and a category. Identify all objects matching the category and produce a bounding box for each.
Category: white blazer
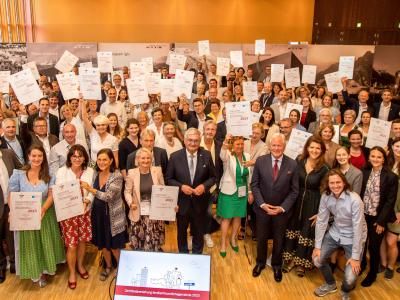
[55,166,95,205]
[219,148,251,195]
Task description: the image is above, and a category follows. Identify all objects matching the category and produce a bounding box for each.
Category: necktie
[189,154,195,184]
[273,159,279,181]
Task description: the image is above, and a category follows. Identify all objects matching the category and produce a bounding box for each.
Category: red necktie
[273,159,279,181]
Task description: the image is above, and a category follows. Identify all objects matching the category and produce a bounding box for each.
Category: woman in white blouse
[156,122,182,158]
[80,99,119,166]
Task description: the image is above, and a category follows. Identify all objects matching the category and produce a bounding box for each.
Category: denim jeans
[313,233,358,293]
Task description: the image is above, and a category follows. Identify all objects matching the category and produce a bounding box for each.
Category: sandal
[296,266,305,277]
[68,281,77,289]
[99,267,111,281]
[282,261,295,273]
[77,268,89,280]
[237,229,245,240]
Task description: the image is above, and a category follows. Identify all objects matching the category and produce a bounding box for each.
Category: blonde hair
[135,147,153,166]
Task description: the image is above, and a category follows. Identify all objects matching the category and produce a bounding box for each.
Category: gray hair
[279,118,293,126]
[184,127,201,140]
[318,108,332,117]
[140,128,155,140]
[270,132,286,145]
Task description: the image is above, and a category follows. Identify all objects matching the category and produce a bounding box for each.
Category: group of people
[0,60,399,300]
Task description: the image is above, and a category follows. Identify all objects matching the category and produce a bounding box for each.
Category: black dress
[118,137,141,172]
[91,176,127,250]
[283,159,329,268]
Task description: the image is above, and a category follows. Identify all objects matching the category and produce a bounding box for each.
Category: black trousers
[256,212,289,268]
[177,208,205,254]
[362,214,385,276]
[0,205,14,270]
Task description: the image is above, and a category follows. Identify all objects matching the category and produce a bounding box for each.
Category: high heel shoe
[68,281,77,289]
[219,251,227,258]
[77,269,89,280]
[230,242,239,253]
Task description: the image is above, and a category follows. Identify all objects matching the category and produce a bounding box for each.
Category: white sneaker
[188,236,193,251]
[204,234,214,248]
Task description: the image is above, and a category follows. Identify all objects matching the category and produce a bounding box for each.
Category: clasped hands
[181,184,205,196]
[261,204,283,215]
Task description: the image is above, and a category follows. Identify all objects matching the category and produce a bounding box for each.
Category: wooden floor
[0,223,399,300]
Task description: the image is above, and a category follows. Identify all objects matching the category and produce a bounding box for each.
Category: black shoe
[9,263,15,274]
[0,269,6,283]
[361,273,376,287]
[252,264,265,277]
[273,268,283,282]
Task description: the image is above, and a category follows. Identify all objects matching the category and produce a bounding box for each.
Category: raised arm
[79,98,93,135]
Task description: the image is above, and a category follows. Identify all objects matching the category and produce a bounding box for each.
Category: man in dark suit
[126,129,168,174]
[166,128,216,254]
[0,118,26,164]
[251,133,299,282]
[27,97,60,138]
[259,82,274,109]
[20,116,59,159]
[177,98,212,130]
[340,78,374,124]
[216,108,227,143]
[372,89,400,122]
[0,148,22,282]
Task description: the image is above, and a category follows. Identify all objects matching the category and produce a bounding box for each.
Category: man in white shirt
[48,92,60,120]
[112,73,123,97]
[49,124,88,175]
[206,63,221,86]
[100,87,127,127]
[270,90,289,122]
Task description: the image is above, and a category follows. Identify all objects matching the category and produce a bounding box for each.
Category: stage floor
[0,223,398,300]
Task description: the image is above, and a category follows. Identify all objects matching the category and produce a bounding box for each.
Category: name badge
[238,186,247,197]
[140,201,150,216]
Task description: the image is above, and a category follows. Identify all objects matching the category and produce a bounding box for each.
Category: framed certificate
[52,180,84,222]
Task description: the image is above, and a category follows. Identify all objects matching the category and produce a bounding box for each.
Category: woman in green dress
[9,146,65,287]
[217,134,253,257]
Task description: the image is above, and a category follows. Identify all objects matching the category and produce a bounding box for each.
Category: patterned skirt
[128,216,165,251]
[60,211,92,247]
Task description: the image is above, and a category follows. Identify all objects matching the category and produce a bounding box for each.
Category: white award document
[9,69,42,105]
[80,62,92,68]
[217,57,230,76]
[52,180,84,222]
[130,61,147,78]
[324,71,343,94]
[225,101,252,137]
[284,129,313,160]
[301,65,317,84]
[126,76,149,105]
[56,72,80,100]
[271,64,285,82]
[174,69,194,98]
[78,67,102,100]
[97,51,113,73]
[112,70,124,86]
[149,185,179,221]
[146,72,161,94]
[283,103,304,119]
[198,40,210,56]
[0,71,10,94]
[22,61,40,80]
[255,39,266,55]
[230,51,243,68]
[141,57,154,73]
[242,81,258,101]
[332,124,340,144]
[284,67,301,89]
[338,56,355,79]
[365,118,392,149]
[55,50,79,73]
[10,192,41,231]
[168,53,186,74]
[160,79,176,103]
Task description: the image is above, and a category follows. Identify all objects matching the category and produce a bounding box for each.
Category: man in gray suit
[0,148,22,282]
[251,133,299,282]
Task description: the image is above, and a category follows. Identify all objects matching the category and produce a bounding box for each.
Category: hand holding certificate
[55,50,79,73]
[225,101,252,137]
[52,180,84,222]
[22,61,40,80]
[56,72,80,100]
[78,67,102,100]
[126,76,149,105]
[149,185,179,221]
[160,79,176,103]
[198,40,210,56]
[174,69,194,99]
[301,65,317,84]
[168,53,186,74]
[339,56,355,80]
[271,64,285,82]
[217,57,230,76]
[242,81,258,101]
[324,71,343,94]
[9,69,42,105]
[284,67,301,89]
[10,192,42,231]
[284,129,313,160]
[230,51,243,68]
[365,118,391,149]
